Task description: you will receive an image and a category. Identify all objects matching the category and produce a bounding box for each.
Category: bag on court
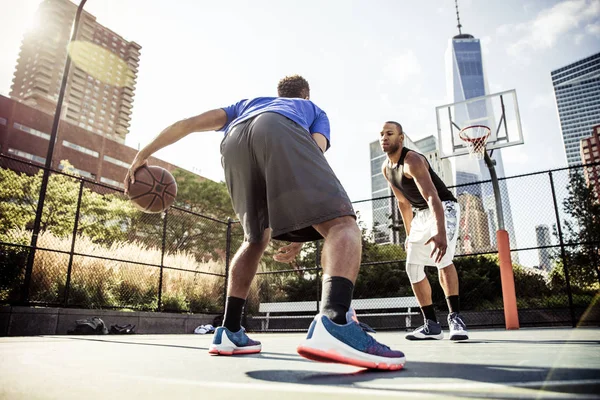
[67,317,109,335]
[110,324,136,334]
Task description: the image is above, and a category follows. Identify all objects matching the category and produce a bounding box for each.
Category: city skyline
[2,1,598,200]
[1,0,599,267]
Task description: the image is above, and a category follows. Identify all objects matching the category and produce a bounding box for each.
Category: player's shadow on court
[246,361,600,398]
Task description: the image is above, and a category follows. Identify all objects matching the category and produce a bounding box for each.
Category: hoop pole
[483,152,504,230]
[484,151,519,330]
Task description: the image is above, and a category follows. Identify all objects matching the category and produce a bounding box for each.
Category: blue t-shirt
[218,97,331,149]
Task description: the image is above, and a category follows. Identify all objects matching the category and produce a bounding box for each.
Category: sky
[1,0,600,265]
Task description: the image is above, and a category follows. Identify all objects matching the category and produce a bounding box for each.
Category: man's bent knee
[312,216,359,239]
[245,228,271,250]
[406,263,426,284]
[438,262,455,271]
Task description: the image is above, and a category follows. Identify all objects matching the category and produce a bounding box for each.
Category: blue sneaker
[296,308,405,370]
[405,319,444,340]
[209,326,261,355]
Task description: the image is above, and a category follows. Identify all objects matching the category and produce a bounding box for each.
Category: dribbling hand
[124,156,148,195]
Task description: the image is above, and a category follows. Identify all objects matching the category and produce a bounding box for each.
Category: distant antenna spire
[455,0,463,35]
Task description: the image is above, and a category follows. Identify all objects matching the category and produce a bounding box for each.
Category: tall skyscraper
[445,5,516,257]
[552,52,600,166]
[9,0,141,144]
[535,225,552,271]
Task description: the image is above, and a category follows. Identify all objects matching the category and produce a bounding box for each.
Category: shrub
[1,228,225,312]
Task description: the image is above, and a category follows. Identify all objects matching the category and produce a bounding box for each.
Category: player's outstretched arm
[125,109,227,189]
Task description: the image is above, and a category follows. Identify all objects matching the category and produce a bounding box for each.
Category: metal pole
[549,171,576,327]
[483,152,505,230]
[157,210,168,311]
[22,0,88,304]
[484,151,519,329]
[63,179,85,307]
[223,218,232,309]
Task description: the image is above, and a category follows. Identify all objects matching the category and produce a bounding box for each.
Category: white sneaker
[448,312,469,340]
[405,319,444,340]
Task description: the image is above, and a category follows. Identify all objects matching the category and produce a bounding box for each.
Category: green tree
[0,161,136,242]
[130,168,238,261]
[560,171,600,288]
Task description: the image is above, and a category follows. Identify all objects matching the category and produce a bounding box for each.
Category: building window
[0,117,7,125]
[62,140,99,158]
[14,122,51,140]
[103,155,129,168]
[7,148,46,164]
[100,176,125,189]
[58,164,96,179]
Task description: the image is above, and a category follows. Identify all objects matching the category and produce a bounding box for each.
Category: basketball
[127,165,177,213]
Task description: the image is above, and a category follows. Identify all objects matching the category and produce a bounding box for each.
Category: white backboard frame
[435,89,524,159]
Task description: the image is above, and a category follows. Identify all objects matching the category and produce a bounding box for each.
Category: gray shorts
[220,112,355,243]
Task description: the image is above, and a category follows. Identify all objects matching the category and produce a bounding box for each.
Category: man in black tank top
[380,121,468,341]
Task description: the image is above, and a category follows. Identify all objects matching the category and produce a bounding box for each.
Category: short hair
[385,121,403,134]
[277,75,310,98]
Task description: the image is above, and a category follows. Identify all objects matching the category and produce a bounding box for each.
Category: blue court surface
[1,327,599,399]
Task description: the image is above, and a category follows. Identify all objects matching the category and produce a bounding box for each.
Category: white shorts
[406,201,460,268]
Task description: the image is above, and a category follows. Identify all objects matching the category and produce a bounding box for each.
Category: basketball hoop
[458,125,491,160]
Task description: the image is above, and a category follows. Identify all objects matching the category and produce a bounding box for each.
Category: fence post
[549,171,576,327]
[223,218,232,311]
[22,0,88,306]
[157,210,168,311]
[63,179,85,307]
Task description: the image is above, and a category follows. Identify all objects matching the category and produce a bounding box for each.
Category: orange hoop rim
[458,124,491,143]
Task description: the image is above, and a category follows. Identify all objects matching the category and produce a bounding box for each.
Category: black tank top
[385,147,457,210]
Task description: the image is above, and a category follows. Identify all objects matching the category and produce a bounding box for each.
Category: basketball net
[459,125,491,160]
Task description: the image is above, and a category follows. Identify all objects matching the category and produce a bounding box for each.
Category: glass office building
[551,52,600,166]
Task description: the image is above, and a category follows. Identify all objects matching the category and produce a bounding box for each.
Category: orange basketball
[127,165,177,213]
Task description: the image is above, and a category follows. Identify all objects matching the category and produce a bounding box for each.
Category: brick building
[0,95,200,188]
[580,124,600,200]
[9,0,140,143]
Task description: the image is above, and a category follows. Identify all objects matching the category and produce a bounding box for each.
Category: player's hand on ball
[274,242,303,263]
[124,156,148,194]
[425,232,447,264]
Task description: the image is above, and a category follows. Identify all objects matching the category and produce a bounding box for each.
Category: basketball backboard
[435,89,524,159]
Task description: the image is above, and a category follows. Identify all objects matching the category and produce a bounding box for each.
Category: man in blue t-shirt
[125,75,404,370]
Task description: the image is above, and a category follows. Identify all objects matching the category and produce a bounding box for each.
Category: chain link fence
[0,154,229,313]
[1,153,599,331]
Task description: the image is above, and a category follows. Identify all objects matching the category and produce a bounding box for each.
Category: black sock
[321,276,354,325]
[223,296,245,332]
[421,304,437,322]
[446,295,460,314]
